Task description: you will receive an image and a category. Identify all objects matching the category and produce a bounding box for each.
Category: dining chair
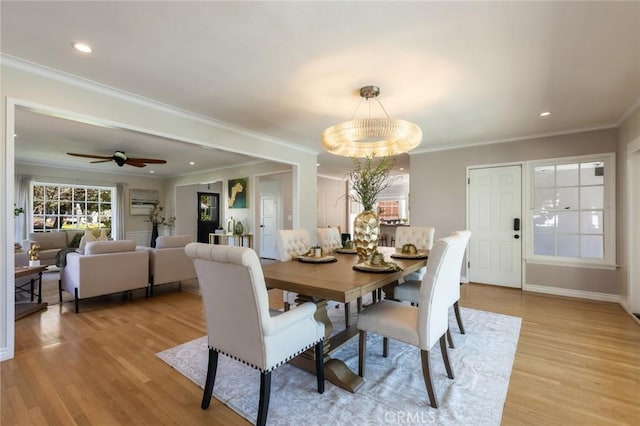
[356,232,470,408]
[185,243,325,426]
[394,226,435,282]
[394,230,471,347]
[275,229,312,310]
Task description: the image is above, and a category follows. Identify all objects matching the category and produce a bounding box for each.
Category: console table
[15,265,47,304]
[208,233,254,249]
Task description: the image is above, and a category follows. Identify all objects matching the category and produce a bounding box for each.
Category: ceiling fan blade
[90,159,113,164]
[125,159,147,168]
[67,152,113,160]
[128,157,167,164]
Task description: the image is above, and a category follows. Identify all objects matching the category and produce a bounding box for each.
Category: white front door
[260,194,278,259]
[468,165,522,288]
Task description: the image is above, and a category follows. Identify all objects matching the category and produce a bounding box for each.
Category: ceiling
[2,1,639,178]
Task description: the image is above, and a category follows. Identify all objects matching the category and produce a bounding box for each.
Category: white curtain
[115,183,126,240]
[14,174,31,243]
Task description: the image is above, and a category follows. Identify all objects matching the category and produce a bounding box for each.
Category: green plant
[14,204,25,217]
[146,203,175,226]
[346,154,396,211]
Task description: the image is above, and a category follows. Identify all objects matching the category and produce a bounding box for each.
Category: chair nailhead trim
[210,338,323,373]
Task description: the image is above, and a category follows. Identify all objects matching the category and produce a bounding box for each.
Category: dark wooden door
[197,192,219,243]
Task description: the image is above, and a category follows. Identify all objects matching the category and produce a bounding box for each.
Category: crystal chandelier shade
[321,86,422,158]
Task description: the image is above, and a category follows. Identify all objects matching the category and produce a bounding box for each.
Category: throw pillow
[79,230,97,250]
[68,232,83,248]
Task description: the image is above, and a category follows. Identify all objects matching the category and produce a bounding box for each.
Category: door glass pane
[534,166,555,187]
[557,234,579,257]
[533,211,555,232]
[557,211,579,233]
[556,187,578,210]
[581,235,603,258]
[534,188,556,209]
[534,233,554,255]
[556,164,579,187]
[580,162,604,186]
[580,186,603,209]
[580,211,603,234]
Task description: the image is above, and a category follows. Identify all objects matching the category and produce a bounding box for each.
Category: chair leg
[284,301,290,312]
[315,341,324,394]
[420,350,438,408]
[357,297,362,313]
[454,301,465,334]
[358,330,367,377]
[58,279,63,303]
[201,349,219,409]
[74,288,79,313]
[344,302,350,327]
[257,371,272,426]
[447,328,455,349]
[440,334,454,379]
[383,337,389,358]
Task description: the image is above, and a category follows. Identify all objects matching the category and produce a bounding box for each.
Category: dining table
[261,246,428,393]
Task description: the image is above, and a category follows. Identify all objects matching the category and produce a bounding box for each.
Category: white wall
[1,62,318,361]
[317,176,347,230]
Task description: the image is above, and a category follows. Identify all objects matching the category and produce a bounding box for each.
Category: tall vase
[353,210,380,261]
[150,224,159,248]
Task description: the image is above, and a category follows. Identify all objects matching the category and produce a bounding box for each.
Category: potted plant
[346,154,396,261]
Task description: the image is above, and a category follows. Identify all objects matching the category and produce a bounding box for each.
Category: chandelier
[321,86,422,157]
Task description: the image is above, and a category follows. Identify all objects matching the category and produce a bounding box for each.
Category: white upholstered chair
[275,229,312,310]
[315,227,342,253]
[185,243,325,426]
[356,232,470,408]
[144,234,197,296]
[394,230,471,347]
[394,226,435,282]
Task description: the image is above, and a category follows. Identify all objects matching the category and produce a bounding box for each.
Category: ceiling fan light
[321,86,422,158]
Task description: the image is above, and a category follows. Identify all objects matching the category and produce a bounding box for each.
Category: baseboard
[0,346,12,362]
[523,283,621,303]
[617,298,640,326]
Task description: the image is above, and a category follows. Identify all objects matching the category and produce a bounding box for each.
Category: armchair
[185,243,325,426]
[144,235,196,296]
[356,232,469,408]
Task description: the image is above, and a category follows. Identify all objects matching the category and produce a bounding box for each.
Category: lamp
[321,86,422,158]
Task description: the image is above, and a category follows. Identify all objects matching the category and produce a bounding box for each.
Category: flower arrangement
[346,154,396,211]
[145,203,175,226]
[14,204,25,217]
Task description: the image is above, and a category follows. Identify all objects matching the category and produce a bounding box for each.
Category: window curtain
[14,174,31,243]
[115,183,126,240]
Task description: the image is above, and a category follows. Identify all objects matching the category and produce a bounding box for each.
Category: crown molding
[0,54,318,156]
[410,124,618,155]
[617,94,640,126]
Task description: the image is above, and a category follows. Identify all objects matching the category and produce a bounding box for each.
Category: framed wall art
[227,177,248,209]
[130,189,158,215]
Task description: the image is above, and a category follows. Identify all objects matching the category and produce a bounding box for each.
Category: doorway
[468,165,523,288]
[197,192,219,243]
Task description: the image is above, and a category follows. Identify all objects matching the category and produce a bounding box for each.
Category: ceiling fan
[67,151,167,168]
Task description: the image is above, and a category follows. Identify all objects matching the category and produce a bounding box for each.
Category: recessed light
[72,42,92,53]
[13,133,17,138]
[149,170,155,174]
[399,167,404,171]
[189,161,195,165]
[539,111,551,117]
[316,163,320,167]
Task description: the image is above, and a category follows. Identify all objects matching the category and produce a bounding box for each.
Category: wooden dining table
[261,246,428,393]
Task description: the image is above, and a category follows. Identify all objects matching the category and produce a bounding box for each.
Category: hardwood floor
[2,283,638,425]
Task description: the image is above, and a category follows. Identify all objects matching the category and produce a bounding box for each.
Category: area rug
[157,307,521,425]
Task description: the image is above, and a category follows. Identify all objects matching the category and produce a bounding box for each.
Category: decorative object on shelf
[321,85,422,158]
[228,177,248,208]
[226,216,236,235]
[28,242,41,266]
[234,220,244,235]
[348,155,396,261]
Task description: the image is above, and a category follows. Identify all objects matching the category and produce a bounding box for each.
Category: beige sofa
[140,235,197,296]
[25,229,109,266]
[59,240,149,313]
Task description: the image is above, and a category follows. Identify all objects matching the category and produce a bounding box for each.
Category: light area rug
[157,306,521,425]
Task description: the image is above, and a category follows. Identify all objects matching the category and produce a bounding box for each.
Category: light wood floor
[2,283,639,425]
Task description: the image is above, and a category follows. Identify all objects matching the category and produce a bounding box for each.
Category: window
[32,183,114,233]
[527,153,615,268]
